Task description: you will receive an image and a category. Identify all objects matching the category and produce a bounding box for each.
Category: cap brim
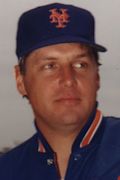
[19,35,107,58]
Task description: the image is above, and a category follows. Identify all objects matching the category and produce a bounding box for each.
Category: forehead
[25,43,94,63]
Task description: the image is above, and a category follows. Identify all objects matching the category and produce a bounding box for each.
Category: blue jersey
[0,110,120,180]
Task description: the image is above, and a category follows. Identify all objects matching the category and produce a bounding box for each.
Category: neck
[36,120,83,178]
[36,119,83,152]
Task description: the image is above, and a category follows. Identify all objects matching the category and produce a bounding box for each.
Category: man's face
[15,43,100,131]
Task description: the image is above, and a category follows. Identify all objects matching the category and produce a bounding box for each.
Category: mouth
[55,97,81,105]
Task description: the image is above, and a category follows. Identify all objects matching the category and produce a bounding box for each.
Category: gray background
[0,0,120,149]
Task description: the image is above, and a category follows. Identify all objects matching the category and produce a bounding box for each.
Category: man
[0,2,120,180]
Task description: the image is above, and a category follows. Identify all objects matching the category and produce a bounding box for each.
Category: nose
[59,66,76,87]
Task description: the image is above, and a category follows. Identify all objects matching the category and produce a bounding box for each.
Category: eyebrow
[34,57,58,66]
[32,51,90,65]
[41,57,59,61]
[74,52,90,59]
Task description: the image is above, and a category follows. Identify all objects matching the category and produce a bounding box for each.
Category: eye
[43,62,58,70]
[72,62,87,69]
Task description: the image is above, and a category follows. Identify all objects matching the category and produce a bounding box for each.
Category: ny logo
[49,8,70,28]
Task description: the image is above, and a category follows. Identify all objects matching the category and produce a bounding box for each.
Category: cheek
[25,76,55,103]
[77,73,99,95]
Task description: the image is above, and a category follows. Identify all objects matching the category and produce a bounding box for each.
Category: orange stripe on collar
[37,110,102,152]
[80,110,102,148]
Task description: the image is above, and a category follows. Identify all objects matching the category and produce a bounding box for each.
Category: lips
[55,95,81,105]
[57,97,80,101]
[54,89,81,104]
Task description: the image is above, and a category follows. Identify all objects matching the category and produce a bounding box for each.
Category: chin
[57,112,84,126]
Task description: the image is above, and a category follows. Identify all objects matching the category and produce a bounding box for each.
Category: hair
[18,57,27,75]
[18,46,100,75]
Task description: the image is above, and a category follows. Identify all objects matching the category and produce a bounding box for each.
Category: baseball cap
[16,3,107,60]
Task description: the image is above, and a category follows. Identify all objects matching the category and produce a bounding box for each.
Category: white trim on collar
[80,109,102,148]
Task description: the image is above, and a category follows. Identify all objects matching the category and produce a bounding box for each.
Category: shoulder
[103,116,120,132]
[89,116,120,178]
[0,133,37,170]
[101,116,120,146]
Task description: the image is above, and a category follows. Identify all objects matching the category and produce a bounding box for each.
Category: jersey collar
[35,106,103,153]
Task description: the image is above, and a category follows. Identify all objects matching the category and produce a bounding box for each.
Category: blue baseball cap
[16,3,107,60]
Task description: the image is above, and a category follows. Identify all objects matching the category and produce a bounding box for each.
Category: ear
[14,65,27,96]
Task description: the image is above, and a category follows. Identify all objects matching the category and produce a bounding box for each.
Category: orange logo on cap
[118,176,120,180]
[49,8,70,28]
